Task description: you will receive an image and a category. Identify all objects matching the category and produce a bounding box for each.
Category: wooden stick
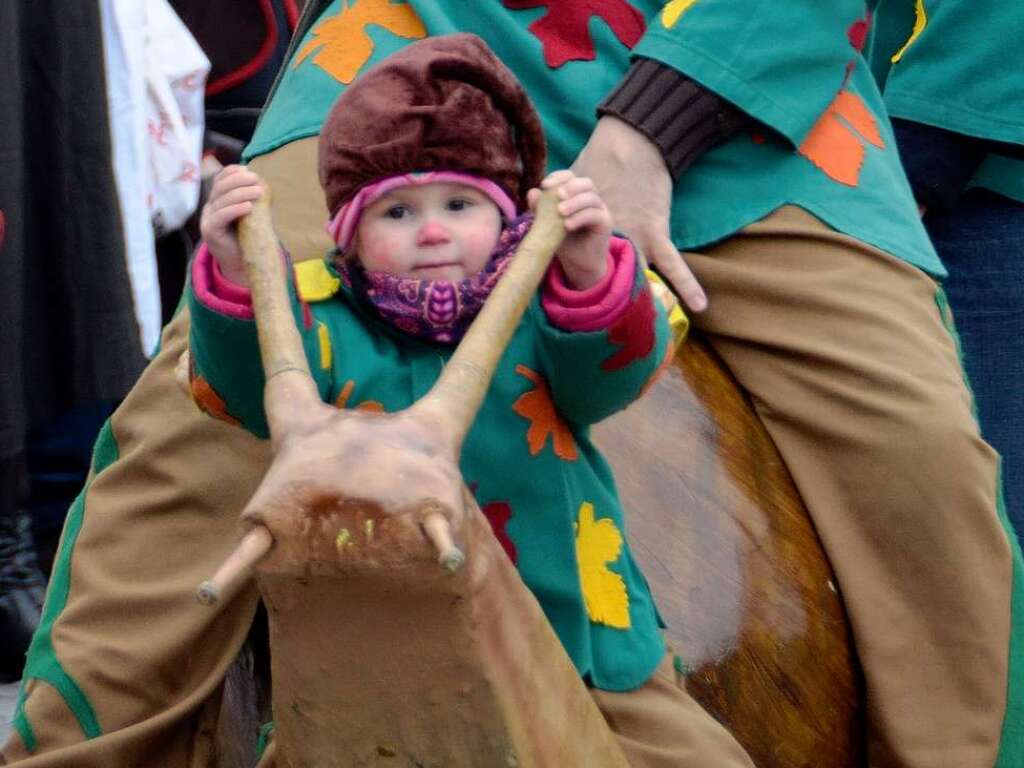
[238,190,320,436]
[196,525,274,605]
[412,191,565,446]
[421,511,466,573]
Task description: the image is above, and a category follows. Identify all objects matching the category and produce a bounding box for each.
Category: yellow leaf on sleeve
[661,0,700,29]
[575,502,631,629]
[891,0,928,63]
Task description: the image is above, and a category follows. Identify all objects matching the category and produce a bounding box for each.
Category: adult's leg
[686,206,1022,768]
[926,189,1024,544]
[0,309,268,767]
[590,653,754,768]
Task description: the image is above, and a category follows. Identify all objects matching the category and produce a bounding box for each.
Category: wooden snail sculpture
[200,155,863,765]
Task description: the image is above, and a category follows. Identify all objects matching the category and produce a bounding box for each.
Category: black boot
[0,511,46,684]
[0,457,46,684]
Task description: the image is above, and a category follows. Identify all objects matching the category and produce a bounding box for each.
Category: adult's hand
[571,116,707,312]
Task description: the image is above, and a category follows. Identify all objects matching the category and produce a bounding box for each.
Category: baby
[188,34,728,767]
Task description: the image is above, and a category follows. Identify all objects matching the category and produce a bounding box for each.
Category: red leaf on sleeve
[468,482,518,564]
[601,284,656,371]
[482,500,518,564]
[846,12,872,52]
[503,0,646,68]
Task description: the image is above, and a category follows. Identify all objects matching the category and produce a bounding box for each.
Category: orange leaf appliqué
[334,379,385,412]
[293,0,426,84]
[798,90,884,187]
[190,375,241,427]
[511,365,578,461]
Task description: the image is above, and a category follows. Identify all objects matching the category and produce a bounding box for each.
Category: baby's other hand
[528,170,612,290]
[199,165,265,286]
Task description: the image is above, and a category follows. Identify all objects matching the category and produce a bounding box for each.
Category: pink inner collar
[326,171,518,251]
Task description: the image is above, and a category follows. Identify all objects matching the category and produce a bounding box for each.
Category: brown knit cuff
[598,58,751,178]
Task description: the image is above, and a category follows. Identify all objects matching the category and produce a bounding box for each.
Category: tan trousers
[591,653,754,768]
[685,206,1014,768]
[1,200,1015,767]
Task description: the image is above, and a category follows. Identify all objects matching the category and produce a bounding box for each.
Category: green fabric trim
[995,459,1024,768]
[933,288,977,421]
[13,420,120,750]
[256,721,275,761]
[673,654,691,678]
[934,288,1024,766]
[12,706,36,753]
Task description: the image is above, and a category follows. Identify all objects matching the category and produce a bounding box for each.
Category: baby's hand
[199,165,265,286]
[529,170,612,290]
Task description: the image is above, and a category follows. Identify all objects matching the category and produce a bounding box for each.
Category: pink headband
[326,171,518,251]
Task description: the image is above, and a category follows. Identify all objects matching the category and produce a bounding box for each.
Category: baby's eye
[384,204,411,219]
[446,198,473,212]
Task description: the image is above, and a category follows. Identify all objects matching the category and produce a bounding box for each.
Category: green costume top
[187,223,676,692]
[246,0,942,275]
[868,0,1024,203]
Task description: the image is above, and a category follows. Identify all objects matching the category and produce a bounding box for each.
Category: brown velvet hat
[318,34,547,217]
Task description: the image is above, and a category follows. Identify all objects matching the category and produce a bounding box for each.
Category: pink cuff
[191,242,255,319]
[541,236,638,332]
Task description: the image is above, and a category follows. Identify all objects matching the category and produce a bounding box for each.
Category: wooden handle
[413,191,565,444]
[197,525,274,606]
[238,190,320,435]
[421,511,466,573]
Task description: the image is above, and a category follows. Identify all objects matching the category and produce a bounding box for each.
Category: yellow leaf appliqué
[293,0,426,85]
[575,502,630,629]
[891,0,927,63]
[661,0,700,28]
[317,323,332,370]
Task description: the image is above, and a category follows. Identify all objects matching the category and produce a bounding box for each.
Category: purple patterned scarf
[335,215,531,345]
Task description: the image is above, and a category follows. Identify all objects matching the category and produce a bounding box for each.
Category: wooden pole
[412,191,564,447]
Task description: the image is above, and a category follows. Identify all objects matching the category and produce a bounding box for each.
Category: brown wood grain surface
[595,335,863,767]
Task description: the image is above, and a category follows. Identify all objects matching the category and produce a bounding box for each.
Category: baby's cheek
[465,227,501,268]
[358,232,403,272]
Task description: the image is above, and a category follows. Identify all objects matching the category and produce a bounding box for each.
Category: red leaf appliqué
[503,0,646,68]
[469,482,518,564]
[482,500,518,563]
[847,12,872,53]
[602,284,656,371]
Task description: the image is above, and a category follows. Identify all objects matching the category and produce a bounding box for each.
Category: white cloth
[143,0,209,236]
[100,0,209,356]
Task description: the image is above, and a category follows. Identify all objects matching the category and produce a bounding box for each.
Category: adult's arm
[574,0,870,310]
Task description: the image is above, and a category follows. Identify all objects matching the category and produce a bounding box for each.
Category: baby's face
[355,182,503,281]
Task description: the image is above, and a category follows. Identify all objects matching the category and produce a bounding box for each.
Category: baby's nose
[416,219,451,246]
